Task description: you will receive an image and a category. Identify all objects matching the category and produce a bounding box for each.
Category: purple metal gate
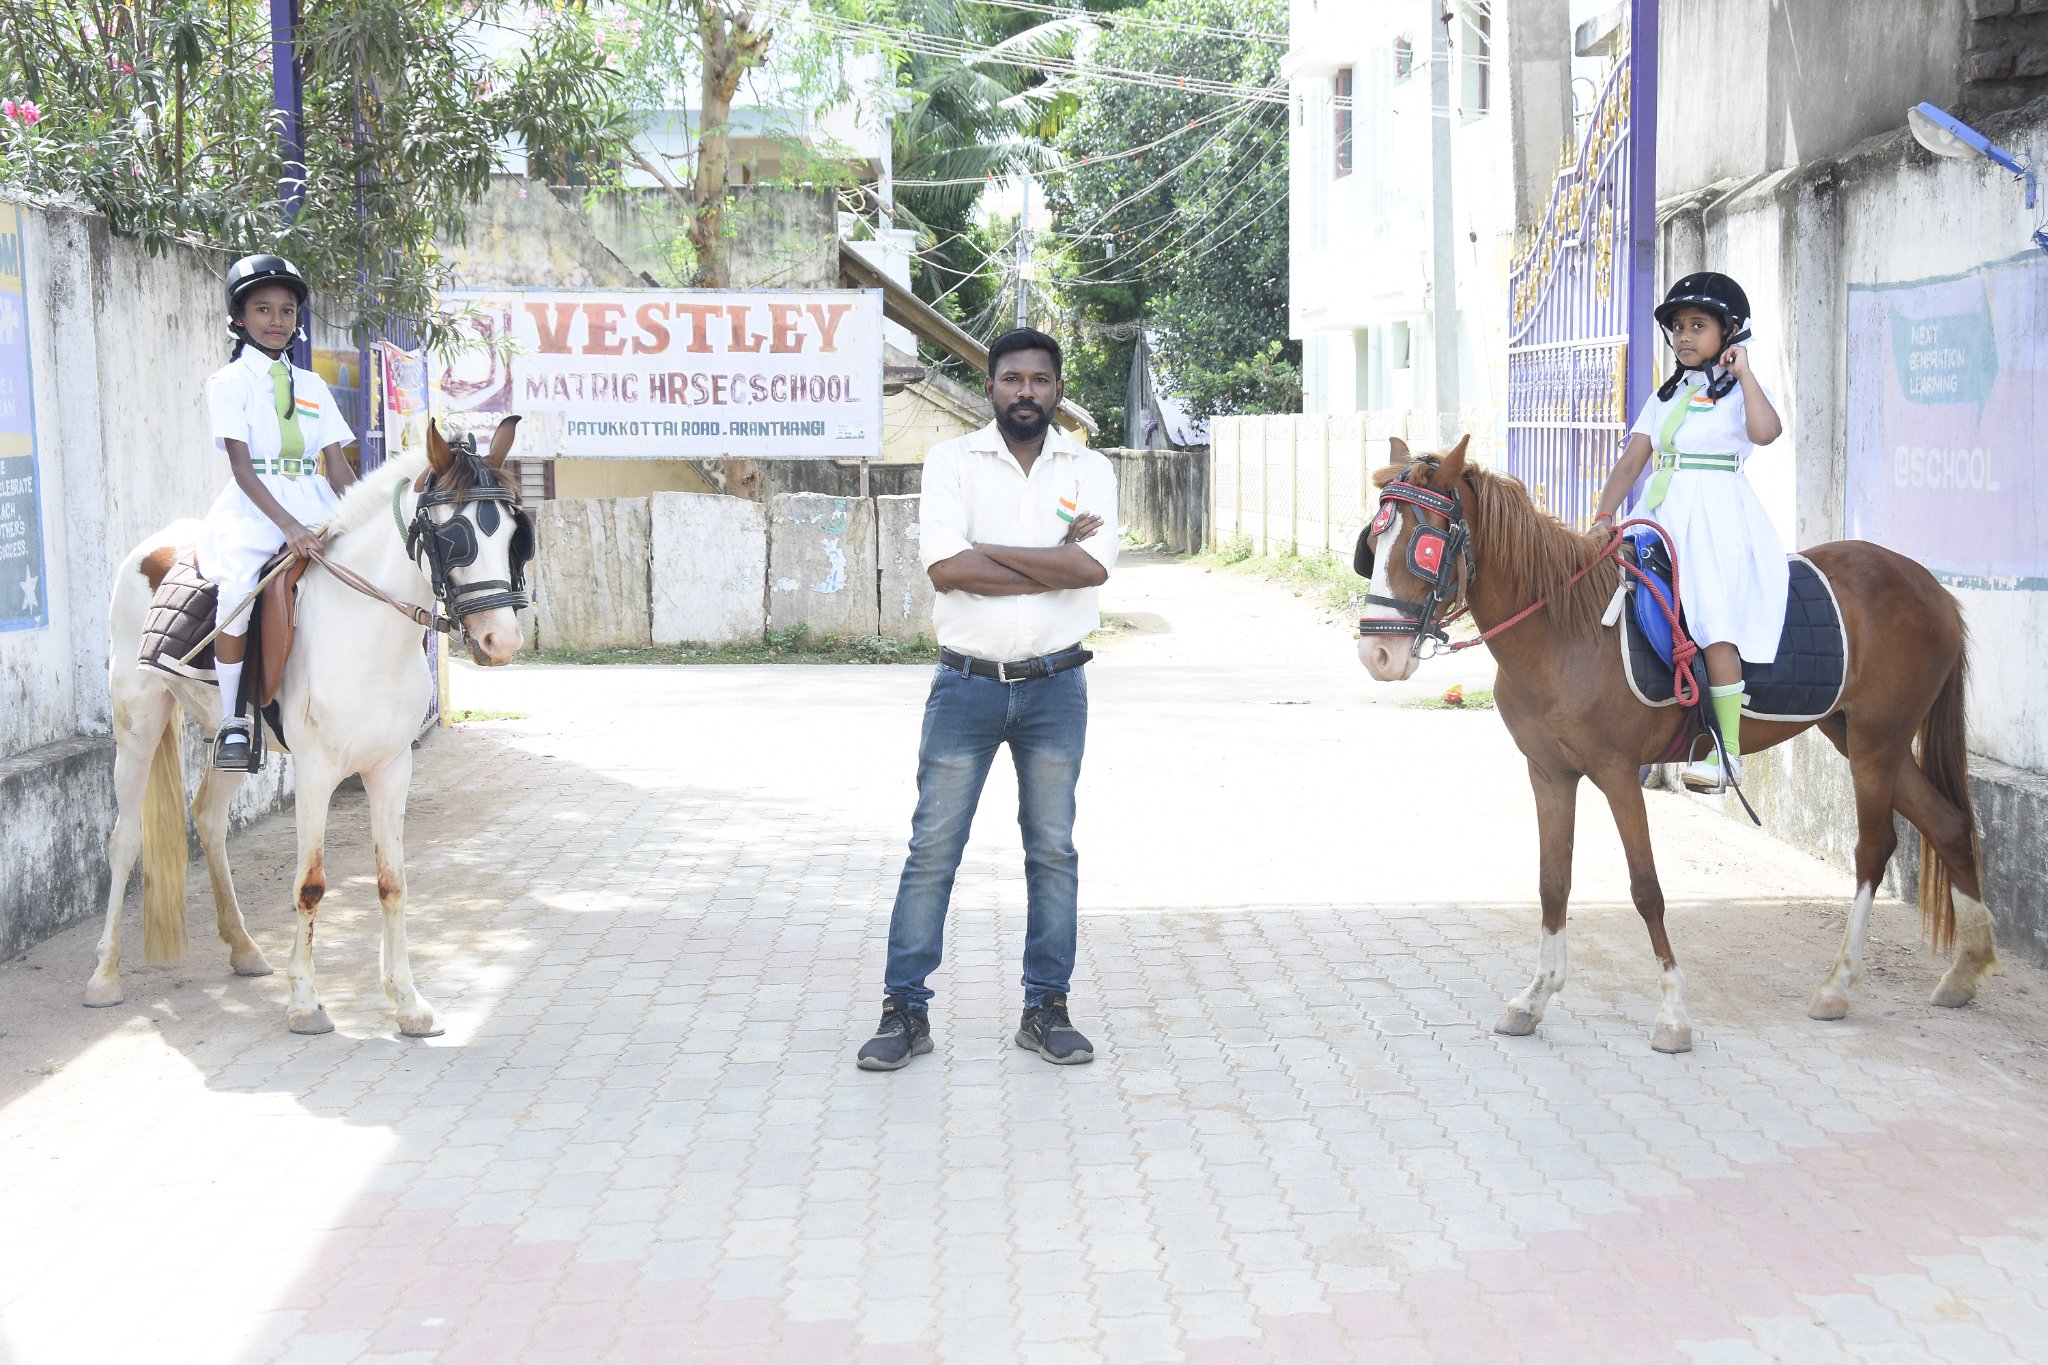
[1505,0,1657,526]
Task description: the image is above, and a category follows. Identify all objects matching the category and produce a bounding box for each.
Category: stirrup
[1681,753,1742,792]
[213,718,257,772]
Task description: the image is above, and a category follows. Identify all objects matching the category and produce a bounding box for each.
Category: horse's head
[412,417,532,666]
[1355,434,1475,681]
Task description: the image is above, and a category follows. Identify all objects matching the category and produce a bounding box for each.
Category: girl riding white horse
[88,419,529,1035]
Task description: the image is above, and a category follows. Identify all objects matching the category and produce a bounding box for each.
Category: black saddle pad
[1621,554,1847,722]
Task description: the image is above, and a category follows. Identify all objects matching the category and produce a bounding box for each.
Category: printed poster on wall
[0,200,47,633]
[1846,254,2048,588]
[435,288,883,460]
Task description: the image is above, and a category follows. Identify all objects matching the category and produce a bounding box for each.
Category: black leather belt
[940,644,1092,682]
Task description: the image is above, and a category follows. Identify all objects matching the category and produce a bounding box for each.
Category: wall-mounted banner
[1847,255,2048,587]
[380,340,428,418]
[436,288,884,460]
[0,200,47,633]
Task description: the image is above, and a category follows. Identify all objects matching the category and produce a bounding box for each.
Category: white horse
[87,419,529,1035]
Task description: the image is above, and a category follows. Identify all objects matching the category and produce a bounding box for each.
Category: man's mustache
[1007,401,1045,416]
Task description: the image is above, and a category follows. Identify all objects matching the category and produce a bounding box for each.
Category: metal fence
[1208,408,1504,557]
[1503,0,1657,527]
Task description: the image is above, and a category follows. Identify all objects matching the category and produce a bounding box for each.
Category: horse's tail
[1916,636,1975,958]
[141,715,189,966]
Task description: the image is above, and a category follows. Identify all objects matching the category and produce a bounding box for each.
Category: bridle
[404,442,536,625]
[1354,457,1476,656]
[316,441,537,649]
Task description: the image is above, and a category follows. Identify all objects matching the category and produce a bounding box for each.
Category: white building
[1283,0,1511,419]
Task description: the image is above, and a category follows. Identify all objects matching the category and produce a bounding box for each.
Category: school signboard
[1846,254,2048,588]
[436,288,884,460]
[0,200,47,633]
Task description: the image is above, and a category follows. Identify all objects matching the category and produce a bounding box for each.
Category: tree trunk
[688,3,770,286]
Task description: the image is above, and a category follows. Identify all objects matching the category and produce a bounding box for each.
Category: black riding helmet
[224,253,309,347]
[1655,271,1752,400]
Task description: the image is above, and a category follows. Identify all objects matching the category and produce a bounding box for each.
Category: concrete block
[534,497,652,651]
[768,494,877,640]
[0,734,115,958]
[876,494,934,642]
[650,492,768,647]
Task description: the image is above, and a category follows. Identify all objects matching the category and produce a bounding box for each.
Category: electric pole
[1015,170,1032,329]
[1429,3,1461,420]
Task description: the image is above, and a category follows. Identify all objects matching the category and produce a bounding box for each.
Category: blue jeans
[883,660,1089,1010]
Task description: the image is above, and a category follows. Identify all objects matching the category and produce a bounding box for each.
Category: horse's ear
[426,420,455,474]
[1388,436,1412,466]
[484,415,522,471]
[1437,434,1471,485]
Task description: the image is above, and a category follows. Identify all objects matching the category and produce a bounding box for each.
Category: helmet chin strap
[1656,326,1752,402]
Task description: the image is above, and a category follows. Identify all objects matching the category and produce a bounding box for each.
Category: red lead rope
[1443,517,1704,708]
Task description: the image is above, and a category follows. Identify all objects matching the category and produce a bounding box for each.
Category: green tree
[597,0,896,286]
[1048,0,1296,431]
[0,0,631,342]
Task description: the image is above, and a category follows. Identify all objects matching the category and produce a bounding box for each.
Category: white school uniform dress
[1627,370,1788,663]
[917,421,1119,660]
[195,345,355,632]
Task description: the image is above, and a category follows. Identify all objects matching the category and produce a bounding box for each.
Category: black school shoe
[212,718,255,772]
[1015,993,1094,1064]
[855,996,933,1071]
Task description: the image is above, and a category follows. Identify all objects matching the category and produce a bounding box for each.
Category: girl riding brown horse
[1355,436,1998,1053]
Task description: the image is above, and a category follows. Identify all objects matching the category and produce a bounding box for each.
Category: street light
[1907,101,2048,254]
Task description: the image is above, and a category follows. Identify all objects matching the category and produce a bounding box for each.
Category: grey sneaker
[1015,993,1094,1064]
[856,996,933,1071]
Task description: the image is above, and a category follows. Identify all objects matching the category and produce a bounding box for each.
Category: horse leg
[362,747,439,1038]
[1590,765,1691,1053]
[284,760,341,1035]
[1497,763,1577,1036]
[1811,737,1909,1021]
[86,690,178,1007]
[191,766,270,977]
[1890,758,2001,1007]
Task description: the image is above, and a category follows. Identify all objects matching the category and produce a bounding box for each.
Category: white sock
[215,658,245,726]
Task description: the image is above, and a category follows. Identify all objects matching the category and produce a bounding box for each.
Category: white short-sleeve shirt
[1628,371,1770,466]
[918,421,1119,659]
[206,344,355,482]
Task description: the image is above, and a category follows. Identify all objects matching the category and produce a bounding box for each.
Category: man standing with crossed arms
[856,328,1118,1071]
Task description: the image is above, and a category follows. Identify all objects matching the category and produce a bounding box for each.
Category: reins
[1441,517,1704,708]
[307,545,452,632]
[1358,466,1706,709]
[310,457,529,639]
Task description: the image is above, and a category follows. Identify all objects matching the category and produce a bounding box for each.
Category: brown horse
[1354,436,1999,1053]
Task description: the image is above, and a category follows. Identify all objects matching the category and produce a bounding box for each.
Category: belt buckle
[997,658,1015,683]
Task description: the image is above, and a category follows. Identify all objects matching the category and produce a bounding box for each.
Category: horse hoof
[1652,1023,1693,1054]
[287,1007,335,1035]
[1808,990,1850,1021]
[229,948,274,978]
[397,1016,443,1039]
[1494,1008,1540,1037]
[83,978,124,1008]
[1929,981,1975,1009]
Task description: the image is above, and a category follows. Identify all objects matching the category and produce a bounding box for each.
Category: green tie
[271,360,305,478]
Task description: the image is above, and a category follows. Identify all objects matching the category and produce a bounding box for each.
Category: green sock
[1710,681,1745,762]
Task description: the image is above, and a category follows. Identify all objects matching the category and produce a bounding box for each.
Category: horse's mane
[1463,464,1617,637]
[1373,457,1616,637]
[328,449,429,539]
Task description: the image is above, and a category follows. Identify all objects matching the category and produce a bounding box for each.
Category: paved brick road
[3,553,2045,1365]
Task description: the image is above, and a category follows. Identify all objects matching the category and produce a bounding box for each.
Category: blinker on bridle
[1354,457,1475,656]
[406,438,536,629]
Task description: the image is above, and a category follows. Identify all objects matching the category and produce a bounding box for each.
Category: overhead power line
[963,0,1288,46]
[805,12,1298,106]
[882,104,1244,189]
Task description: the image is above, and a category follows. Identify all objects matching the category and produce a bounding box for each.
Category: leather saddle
[1617,530,1847,723]
[139,546,310,715]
